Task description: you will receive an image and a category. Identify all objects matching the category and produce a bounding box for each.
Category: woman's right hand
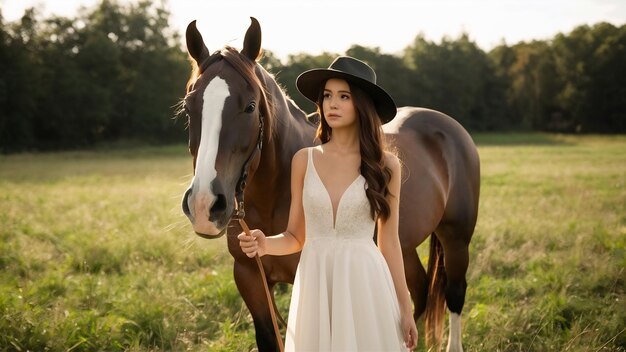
[237,229,267,258]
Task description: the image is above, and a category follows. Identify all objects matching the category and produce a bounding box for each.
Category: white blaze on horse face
[188,76,230,234]
[446,312,463,352]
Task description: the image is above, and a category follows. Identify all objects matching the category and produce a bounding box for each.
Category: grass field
[0,134,624,351]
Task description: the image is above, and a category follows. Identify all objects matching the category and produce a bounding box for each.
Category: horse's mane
[182,46,276,139]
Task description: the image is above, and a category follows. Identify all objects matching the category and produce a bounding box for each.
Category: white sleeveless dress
[285,148,405,351]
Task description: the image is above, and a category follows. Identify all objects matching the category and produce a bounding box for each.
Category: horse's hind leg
[437,159,478,352]
[438,225,470,352]
[445,242,468,352]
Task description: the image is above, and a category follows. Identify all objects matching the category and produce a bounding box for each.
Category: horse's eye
[245,102,256,114]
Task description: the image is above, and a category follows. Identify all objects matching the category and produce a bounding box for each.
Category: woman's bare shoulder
[291,147,310,170]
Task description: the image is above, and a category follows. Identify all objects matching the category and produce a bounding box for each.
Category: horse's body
[181,18,479,352]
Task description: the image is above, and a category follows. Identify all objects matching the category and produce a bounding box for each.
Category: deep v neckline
[310,149,362,230]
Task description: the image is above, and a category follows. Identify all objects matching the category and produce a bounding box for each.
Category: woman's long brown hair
[315,81,393,221]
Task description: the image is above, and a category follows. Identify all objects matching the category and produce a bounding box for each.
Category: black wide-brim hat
[296,56,397,123]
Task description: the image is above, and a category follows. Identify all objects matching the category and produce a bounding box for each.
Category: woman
[239,56,418,351]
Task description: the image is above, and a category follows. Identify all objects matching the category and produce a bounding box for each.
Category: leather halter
[233,111,264,219]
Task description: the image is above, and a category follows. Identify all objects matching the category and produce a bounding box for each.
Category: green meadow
[0,134,624,351]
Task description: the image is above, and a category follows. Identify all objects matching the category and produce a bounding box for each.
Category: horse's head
[181,18,271,238]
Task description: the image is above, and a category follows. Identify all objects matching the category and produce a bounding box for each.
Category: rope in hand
[238,218,285,352]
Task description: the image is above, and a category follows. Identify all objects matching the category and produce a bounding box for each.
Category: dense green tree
[489,43,521,128]
[403,33,506,131]
[0,0,188,152]
[585,24,626,132]
[491,41,561,131]
[0,8,43,151]
[553,23,626,132]
[81,0,188,142]
[26,15,115,148]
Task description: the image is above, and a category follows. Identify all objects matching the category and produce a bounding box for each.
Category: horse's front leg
[233,259,279,352]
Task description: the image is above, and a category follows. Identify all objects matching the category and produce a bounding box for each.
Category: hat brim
[296,68,397,123]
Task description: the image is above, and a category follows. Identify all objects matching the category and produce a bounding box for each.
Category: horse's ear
[241,17,262,61]
[186,20,210,64]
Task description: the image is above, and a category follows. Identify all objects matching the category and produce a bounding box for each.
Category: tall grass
[465,133,625,351]
[0,135,624,351]
[0,146,258,351]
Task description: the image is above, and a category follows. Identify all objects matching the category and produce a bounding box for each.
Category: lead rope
[232,104,284,351]
[237,216,285,352]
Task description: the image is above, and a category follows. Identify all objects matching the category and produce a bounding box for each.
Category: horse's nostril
[182,188,192,216]
[211,193,227,214]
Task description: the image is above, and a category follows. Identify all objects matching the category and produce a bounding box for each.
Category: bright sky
[2,0,625,61]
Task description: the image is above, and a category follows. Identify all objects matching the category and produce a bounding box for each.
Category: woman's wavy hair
[315,80,393,221]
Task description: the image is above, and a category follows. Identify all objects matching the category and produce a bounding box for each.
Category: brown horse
[181,18,479,352]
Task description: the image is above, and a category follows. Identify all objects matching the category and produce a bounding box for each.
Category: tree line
[1,0,624,152]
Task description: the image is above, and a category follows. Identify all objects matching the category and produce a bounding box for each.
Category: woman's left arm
[377,152,417,349]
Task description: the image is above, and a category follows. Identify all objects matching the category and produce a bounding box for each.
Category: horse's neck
[248,65,316,194]
[240,67,317,231]
[257,65,316,154]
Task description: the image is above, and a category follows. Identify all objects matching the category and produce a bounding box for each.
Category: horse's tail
[424,232,446,347]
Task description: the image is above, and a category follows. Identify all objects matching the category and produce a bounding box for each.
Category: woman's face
[322,78,358,129]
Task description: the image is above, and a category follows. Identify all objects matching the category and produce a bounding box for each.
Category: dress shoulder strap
[306,147,313,172]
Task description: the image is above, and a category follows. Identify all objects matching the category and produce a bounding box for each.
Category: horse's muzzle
[182,187,231,238]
